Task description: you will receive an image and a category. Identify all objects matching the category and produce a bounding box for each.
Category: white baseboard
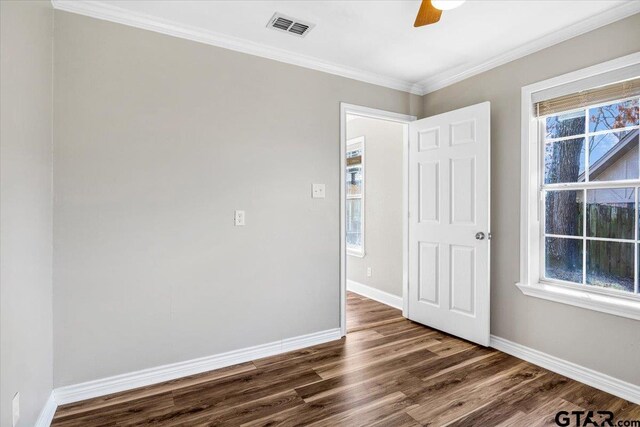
[35,392,57,427]
[490,335,640,405]
[37,330,638,424]
[53,328,342,405]
[347,280,403,310]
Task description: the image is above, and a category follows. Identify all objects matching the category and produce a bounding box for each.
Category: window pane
[545,191,582,236]
[347,147,362,159]
[588,131,639,181]
[589,99,639,132]
[586,240,634,293]
[346,165,363,197]
[545,237,583,284]
[586,188,635,239]
[544,138,585,184]
[346,199,362,250]
[546,110,585,139]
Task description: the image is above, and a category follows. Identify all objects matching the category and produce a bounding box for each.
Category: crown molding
[51,0,640,98]
[418,1,640,95]
[50,0,424,95]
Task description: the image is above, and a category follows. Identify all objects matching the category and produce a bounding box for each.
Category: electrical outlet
[312,183,325,198]
[367,267,372,277]
[12,392,19,427]
[234,210,245,226]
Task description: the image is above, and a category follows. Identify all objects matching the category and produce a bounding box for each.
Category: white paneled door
[408,102,491,346]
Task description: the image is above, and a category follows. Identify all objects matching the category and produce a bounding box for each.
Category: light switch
[312,184,326,199]
[234,210,245,226]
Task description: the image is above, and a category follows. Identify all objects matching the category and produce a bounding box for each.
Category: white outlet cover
[234,210,245,226]
[312,183,326,198]
[12,392,19,426]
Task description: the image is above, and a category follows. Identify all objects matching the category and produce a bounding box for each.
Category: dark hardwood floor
[52,292,639,426]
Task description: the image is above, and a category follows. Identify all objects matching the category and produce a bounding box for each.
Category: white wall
[346,117,404,297]
[423,13,640,386]
[52,10,422,387]
[0,1,54,425]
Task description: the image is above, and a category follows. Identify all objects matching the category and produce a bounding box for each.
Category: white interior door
[408,102,490,346]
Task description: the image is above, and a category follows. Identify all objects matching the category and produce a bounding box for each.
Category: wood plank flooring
[52,292,639,426]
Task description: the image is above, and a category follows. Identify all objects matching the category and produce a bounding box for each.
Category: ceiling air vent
[267,13,315,38]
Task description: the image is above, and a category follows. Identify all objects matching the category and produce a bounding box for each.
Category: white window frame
[346,136,365,257]
[519,52,640,321]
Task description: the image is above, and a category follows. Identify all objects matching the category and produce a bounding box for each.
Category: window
[542,98,639,294]
[520,54,640,320]
[346,136,365,256]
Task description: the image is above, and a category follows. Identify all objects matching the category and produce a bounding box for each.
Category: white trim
[346,250,365,258]
[347,136,365,147]
[347,251,365,258]
[490,335,640,405]
[516,282,640,321]
[35,392,57,427]
[347,280,403,310]
[519,53,640,320]
[50,0,422,95]
[402,122,410,318]
[341,104,417,124]
[521,53,640,100]
[340,103,415,336]
[53,328,341,405]
[419,2,640,94]
[50,1,640,97]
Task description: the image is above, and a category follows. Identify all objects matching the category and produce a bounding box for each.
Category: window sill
[516,282,640,321]
[347,251,365,258]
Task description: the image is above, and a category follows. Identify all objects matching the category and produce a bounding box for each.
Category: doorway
[340,102,491,346]
[339,104,415,335]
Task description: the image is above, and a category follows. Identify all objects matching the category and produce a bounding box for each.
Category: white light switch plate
[12,392,19,427]
[234,210,245,226]
[312,184,325,198]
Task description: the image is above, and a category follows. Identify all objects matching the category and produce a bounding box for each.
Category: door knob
[475,232,485,240]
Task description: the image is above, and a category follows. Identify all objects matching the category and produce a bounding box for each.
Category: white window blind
[535,77,640,117]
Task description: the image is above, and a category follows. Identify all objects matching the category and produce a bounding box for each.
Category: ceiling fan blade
[414,0,442,27]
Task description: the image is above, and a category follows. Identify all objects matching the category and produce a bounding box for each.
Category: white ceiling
[52,0,640,94]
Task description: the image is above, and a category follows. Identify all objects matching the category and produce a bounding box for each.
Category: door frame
[339,103,416,336]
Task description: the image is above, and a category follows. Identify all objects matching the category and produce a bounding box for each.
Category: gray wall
[423,13,640,386]
[52,11,422,387]
[0,1,54,426]
[21,4,637,393]
[346,117,404,297]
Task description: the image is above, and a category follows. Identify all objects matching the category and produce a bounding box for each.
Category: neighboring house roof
[579,128,640,181]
